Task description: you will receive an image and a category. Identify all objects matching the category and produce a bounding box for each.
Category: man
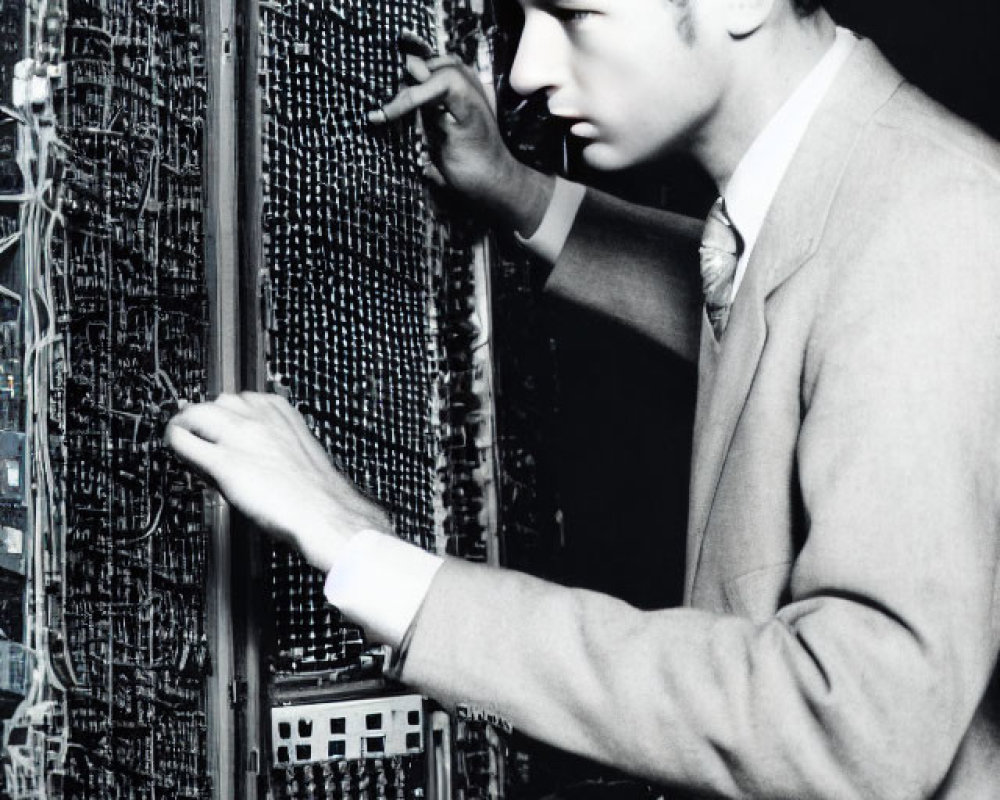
[167,1,1000,796]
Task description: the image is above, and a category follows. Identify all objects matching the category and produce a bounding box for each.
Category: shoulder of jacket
[866,84,1000,187]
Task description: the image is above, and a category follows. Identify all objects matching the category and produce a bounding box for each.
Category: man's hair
[672,0,822,45]
[792,0,822,15]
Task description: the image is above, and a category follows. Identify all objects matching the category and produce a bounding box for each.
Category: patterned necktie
[699,197,743,340]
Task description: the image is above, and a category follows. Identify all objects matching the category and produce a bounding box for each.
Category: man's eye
[550,8,595,24]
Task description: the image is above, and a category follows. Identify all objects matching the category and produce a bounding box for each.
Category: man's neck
[692,9,838,190]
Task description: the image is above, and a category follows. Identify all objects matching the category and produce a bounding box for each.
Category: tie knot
[700,197,743,340]
[700,196,741,255]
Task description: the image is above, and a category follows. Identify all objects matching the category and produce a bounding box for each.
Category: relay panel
[0,0,212,797]
[0,0,525,797]
[248,1,506,798]
[271,695,425,767]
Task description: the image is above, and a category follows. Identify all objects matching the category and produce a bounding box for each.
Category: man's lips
[568,120,599,139]
[549,108,598,140]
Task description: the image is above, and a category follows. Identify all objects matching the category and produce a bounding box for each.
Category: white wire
[1,45,72,792]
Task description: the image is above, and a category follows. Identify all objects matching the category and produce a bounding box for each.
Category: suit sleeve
[396,177,1000,799]
[545,187,705,362]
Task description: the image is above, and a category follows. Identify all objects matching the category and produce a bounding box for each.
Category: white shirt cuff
[513,176,586,263]
[323,529,445,647]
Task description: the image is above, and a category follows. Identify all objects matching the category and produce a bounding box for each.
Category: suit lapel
[684,260,769,596]
[684,39,906,600]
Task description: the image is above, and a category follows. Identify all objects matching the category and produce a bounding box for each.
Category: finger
[169,402,242,445]
[239,390,281,414]
[165,422,221,473]
[237,390,291,430]
[370,78,449,125]
[424,55,463,71]
[405,53,432,83]
[424,59,489,106]
[214,392,254,416]
[397,29,435,59]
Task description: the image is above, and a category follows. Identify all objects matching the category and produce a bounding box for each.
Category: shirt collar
[724,27,857,292]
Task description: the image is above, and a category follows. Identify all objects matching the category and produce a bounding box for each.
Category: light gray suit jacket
[399,40,1000,799]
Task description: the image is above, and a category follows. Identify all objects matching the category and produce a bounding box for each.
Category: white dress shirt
[325,28,857,649]
[724,27,856,299]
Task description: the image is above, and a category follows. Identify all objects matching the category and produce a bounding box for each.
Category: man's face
[511,0,730,171]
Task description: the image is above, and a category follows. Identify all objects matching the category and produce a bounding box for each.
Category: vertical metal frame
[203,0,240,797]
[234,0,269,795]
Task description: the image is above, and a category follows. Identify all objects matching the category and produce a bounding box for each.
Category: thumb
[422,161,447,188]
[405,54,432,83]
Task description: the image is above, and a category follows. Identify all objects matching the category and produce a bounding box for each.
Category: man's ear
[723,0,777,38]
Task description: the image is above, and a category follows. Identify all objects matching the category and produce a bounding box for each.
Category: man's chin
[579,140,641,172]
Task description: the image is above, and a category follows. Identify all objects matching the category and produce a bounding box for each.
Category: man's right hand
[369,31,554,239]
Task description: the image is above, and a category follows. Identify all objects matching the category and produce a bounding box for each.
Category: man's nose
[509,12,566,97]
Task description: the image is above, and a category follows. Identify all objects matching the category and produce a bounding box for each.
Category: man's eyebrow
[528,0,591,10]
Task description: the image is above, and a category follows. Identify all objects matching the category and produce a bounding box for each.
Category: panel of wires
[270,695,425,767]
[268,696,431,800]
[0,1,212,797]
[257,0,491,678]
[255,1,507,798]
[272,755,426,800]
[258,0,435,678]
[453,714,507,800]
[0,0,26,706]
[0,0,24,203]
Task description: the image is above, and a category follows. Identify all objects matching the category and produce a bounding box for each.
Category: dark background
[831,0,1000,138]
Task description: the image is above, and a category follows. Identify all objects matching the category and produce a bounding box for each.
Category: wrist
[298,504,393,574]
[296,523,349,575]
[488,159,554,239]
